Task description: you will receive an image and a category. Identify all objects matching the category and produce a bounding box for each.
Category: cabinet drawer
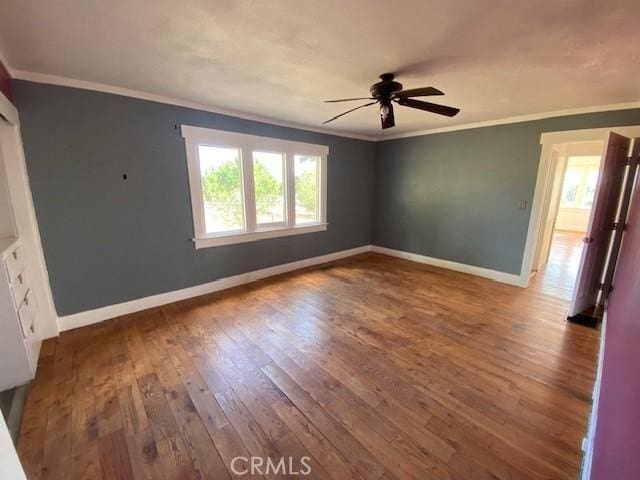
[5,245,24,284]
[11,270,28,307]
[17,289,37,338]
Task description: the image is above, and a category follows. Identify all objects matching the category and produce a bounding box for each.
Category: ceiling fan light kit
[324,73,460,129]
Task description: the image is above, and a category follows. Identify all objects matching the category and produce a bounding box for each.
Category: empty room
[0,1,639,479]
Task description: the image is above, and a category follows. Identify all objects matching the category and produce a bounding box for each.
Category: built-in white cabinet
[0,238,40,391]
[0,93,56,392]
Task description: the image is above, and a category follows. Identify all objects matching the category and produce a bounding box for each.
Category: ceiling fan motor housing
[323,72,459,128]
[370,73,403,100]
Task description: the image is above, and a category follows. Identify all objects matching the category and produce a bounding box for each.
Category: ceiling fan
[323,73,460,129]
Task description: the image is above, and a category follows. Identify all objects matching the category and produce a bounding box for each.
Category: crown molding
[379,101,640,140]
[10,69,378,142]
[8,68,640,143]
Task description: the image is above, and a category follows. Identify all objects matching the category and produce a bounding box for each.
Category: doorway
[530,141,604,300]
[522,126,640,323]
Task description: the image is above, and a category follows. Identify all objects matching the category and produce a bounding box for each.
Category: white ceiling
[1,0,639,139]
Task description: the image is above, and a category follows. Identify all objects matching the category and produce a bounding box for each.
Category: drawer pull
[5,245,24,284]
[17,273,23,284]
[17,290,36,339]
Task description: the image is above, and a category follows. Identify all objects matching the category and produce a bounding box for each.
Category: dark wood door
[569,132,631,318]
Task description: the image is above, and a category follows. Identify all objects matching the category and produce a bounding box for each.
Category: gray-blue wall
[13,81,376,316]
[14,79,640,317]
[373,109,640,275]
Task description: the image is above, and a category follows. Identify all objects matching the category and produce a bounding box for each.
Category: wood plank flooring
[18,252,600,479]
[530,230,584,301]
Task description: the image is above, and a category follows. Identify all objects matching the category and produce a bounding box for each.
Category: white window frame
[181,125,328,249]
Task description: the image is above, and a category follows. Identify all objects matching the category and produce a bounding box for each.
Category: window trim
[181,125,328,249]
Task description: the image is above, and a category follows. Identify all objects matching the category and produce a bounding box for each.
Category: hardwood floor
[17,252,600,479]
[530,230,585,301]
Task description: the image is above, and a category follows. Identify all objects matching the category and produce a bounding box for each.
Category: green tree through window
[296,170,317,213]
[201,160,243,228]
[294,155,319,224]
[202,161,283,224]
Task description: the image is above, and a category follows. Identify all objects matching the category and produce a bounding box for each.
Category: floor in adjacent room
[17,252,599,480]
[530,230,585,301]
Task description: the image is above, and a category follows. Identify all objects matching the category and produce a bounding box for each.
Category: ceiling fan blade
[394,87,444,98]
[324,97,374,103]
[381,103,395,129]
[323,102,377,124]
[396,98,460,117]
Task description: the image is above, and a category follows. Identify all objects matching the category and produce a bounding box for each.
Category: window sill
[193,223,327,249]
[559,206,592,211]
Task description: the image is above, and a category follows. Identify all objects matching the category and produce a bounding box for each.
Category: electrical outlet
[517,200,528,210]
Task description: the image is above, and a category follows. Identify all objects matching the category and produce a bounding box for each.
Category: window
[560,156,601,209]
[253,151,285,226]
[182,126,328,248]
[560,168,581,206]
[582,170,598,208]
[294,155,319,225]
[199,146,244,234]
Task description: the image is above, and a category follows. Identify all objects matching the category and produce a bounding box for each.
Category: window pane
[560,168,581,207]
[199,146,244,233]
[253,151,285,225]
[582,169,599,208]
[294,155,319,224]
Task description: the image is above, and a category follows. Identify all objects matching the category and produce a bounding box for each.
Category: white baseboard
[57,243,528,332]
[371,245,525,287]
[57,245,372,331]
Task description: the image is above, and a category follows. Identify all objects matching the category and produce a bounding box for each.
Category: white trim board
[10,69,640,142]
[10,70,376,142]
[371,246,525,287]
[57,245,372,331]
[379,102,640,140]
[581,312,607,480]
[0,91,19,126]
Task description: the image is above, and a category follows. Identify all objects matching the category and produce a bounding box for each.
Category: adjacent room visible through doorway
[530,141,604,301]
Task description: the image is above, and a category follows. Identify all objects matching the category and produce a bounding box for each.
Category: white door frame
[518,125,640,288]
[0,91,58,338]
[540,148,569,266]
[531,144,563,271]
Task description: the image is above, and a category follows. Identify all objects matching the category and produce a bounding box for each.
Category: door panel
[568,132,631,317]
[600,139,640,302]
